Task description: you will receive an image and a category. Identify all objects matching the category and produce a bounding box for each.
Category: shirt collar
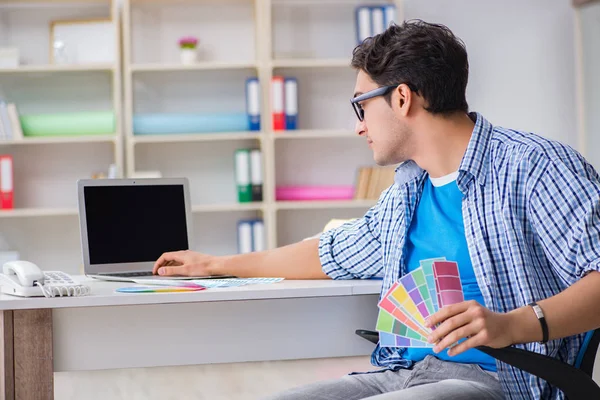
[394,112,493,188]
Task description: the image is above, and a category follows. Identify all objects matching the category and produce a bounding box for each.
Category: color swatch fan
[376,259,464,347]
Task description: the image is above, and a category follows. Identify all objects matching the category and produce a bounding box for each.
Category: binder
[371,7,385,35]
[245,77,260,131]
[355,6,372,44]
[284,77,298,130]
[0,155,13,209]
[0,102,12,140]
[384,4,396,27]
[237,220,253,254]
[234,149,252,203]
[250,149,263,201]
[252,220,265,252]
[6,104,23,140]
[271,76,285,131]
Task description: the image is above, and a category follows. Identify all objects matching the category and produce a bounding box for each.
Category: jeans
[264,355,504,400]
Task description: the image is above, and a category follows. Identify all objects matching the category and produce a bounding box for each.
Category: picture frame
[49,18,116,65]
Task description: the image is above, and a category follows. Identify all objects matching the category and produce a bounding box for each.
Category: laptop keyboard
[99,271,154,277]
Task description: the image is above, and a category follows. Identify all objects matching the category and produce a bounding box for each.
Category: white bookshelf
[0,0,122,273]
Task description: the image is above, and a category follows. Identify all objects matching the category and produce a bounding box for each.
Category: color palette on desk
[376,260,464,348]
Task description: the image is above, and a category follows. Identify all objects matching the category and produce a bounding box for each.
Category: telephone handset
[0,260,91,298]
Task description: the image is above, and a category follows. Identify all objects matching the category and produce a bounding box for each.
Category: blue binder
[245,77,260,131]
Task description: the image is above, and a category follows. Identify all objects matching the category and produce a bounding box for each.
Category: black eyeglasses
[351,83,418,121]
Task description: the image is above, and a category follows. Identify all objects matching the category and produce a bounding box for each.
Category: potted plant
[178,36,198,65]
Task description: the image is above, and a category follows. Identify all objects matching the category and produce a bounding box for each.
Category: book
[0,101,12,140]
[0,155,13,209]
[354,166,396,200]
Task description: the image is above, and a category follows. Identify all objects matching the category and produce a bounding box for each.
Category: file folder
[235,149,252,203]
[356,6,372,44]
[237,220,253,254]
[271,76,285,131]
[284,78,298,130]
[0,155,13,209]
[250,149,263,201]
[252,220,265,252]
[384,4,396,27]
[371,7,385,35]
[246,77,260,131]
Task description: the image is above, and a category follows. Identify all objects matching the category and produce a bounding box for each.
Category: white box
[0,48,19,69]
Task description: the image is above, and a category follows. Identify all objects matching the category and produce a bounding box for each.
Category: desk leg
[1,311,14,400]
[1,310,53,400]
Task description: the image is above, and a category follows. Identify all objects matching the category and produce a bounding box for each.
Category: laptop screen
[83,184,189,265]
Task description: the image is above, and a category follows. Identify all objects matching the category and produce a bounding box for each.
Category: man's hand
[152,250,223,277]
[425,300,516,356]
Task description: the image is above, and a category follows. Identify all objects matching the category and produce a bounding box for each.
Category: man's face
[353,70,413,166]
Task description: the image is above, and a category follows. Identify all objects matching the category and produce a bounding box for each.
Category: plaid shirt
[319,112,600,399]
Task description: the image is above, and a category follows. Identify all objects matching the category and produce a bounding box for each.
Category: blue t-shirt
[403,172,497,372]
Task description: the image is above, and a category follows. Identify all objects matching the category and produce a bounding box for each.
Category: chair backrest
[576,329,600,381]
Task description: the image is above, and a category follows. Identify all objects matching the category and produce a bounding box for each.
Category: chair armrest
[354,329,600,399]
[475,345,600,400]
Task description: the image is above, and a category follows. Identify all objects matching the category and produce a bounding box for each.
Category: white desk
[0,277,381,400]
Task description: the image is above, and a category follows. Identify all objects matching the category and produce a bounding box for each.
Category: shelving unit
[0,0,122,272]
[0,0,402,272]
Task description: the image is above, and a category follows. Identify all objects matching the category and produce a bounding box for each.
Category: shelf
[271,58,351,69]
[0,64,115,74]
[0,208,79,218]
[275,200,376,210]
[130,61,257,73]
[272,129,357,139]
[192,203,264,213]
[131,132,262,144]
[0,135,118,145]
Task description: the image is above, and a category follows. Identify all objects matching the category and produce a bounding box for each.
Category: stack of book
[0,102,23,141]
[354,166,396,200]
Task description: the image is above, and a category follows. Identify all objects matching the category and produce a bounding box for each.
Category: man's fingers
[157,265,189,276]
[446,332,485,357]
[428,311,471,344]
[425,301,471,328]
[153,252,185,274]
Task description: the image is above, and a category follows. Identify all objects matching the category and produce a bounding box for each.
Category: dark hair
[351,19,469,115]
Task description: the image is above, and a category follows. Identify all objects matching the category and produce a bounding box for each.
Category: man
[153,20,600,400]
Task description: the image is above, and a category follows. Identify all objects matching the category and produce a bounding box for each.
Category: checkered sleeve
[528,153,600,283]
[318,188,393,280]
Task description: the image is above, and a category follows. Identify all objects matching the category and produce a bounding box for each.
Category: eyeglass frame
[350,83,418,122]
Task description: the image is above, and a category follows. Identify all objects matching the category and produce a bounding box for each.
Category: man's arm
[152,238,328,279]
[154,186,395,280]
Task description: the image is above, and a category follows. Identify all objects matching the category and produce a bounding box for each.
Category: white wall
[579,3,600,169]
[404,0,578,148]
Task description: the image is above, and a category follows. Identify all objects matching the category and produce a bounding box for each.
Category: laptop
[77,178,229,282]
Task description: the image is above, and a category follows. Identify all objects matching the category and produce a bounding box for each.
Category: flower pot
[180,48,197,65]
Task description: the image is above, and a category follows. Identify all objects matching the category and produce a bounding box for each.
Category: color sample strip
[420,257,446,313]
[379,332,432,348]
[433,261,464,308]
[399,268,435,320]
[378,284,431,337]
[376,308,429,342]
[387,281,431,333]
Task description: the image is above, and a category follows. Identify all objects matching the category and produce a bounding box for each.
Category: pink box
[275,185,354,201]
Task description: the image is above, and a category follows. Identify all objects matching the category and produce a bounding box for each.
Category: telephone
[0,260,91,298]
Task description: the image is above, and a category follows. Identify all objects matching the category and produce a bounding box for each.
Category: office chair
[355,328,600,400]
